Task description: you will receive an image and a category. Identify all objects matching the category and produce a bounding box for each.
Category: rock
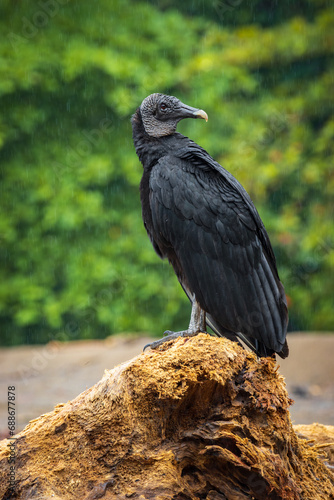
[0,333,333,499]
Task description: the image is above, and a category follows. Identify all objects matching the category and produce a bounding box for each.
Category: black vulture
[131,93,289,358]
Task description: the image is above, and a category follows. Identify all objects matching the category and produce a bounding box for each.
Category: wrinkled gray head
[140,93,208,138]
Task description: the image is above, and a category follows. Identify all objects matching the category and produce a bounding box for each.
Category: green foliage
[0,0,333,345]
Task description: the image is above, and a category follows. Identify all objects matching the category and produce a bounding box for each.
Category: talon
[163,330,173,337]
[142,329,203,352]
[143,342,153,351]
[143,330,187,351]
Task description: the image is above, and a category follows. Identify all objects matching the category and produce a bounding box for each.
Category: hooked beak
[178,102,208,122]
[193,109,209,122]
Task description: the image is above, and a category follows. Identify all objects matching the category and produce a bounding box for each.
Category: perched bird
[131,93,289,358]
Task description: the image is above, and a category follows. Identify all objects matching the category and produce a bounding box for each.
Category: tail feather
[206,313,287,359]
[181,283,288,359]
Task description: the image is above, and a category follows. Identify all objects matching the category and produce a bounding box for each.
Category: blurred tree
[0,0,333,345]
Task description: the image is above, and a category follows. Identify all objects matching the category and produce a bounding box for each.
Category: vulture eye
[160,103,167,112]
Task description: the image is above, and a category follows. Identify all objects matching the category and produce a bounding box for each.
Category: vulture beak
[178,102,208,122]
[192,109,208,122]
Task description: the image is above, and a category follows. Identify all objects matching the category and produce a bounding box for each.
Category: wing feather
[148,147,288,355]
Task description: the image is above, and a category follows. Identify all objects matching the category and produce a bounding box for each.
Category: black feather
[132,95,289,358]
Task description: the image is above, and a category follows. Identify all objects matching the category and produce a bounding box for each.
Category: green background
[0,0,333,345]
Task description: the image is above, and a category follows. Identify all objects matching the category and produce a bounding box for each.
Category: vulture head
[139,93,208,138]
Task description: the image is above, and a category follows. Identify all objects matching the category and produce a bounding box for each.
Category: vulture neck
[131,108,185,170]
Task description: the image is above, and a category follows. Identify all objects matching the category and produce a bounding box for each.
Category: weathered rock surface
[0,333,333,499]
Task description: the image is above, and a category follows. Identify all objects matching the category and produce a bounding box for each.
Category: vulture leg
[143,296,206,351]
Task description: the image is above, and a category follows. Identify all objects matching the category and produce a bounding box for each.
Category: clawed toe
[163,330,174,337]
[143,329,201,351]
[143,331,181,351]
